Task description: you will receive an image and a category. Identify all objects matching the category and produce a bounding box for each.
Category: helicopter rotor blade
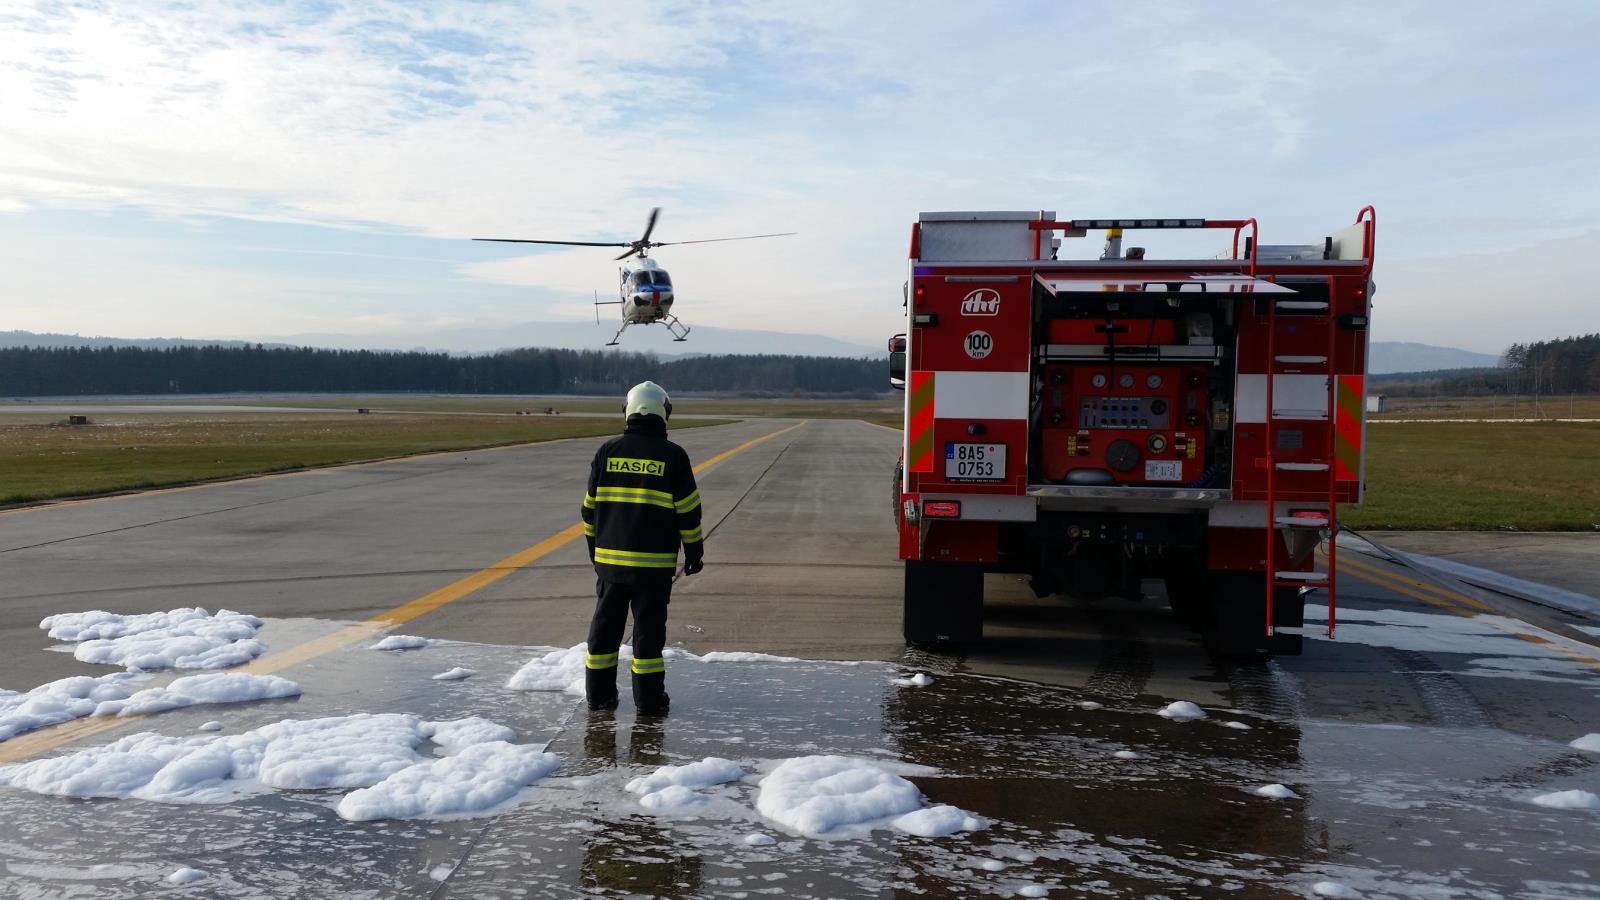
[653,232,797,247]
[615,246,643,261]
[639,207,661,244]
[472,238,632,247]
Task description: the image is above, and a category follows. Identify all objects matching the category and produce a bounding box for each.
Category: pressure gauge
[1146,373,1163,389]
[1091,373,1108,389]
[1118,374,1134,388]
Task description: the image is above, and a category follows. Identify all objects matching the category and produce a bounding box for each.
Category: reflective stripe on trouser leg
[586,579,632,706]
[586,652,618,670]
[630,656,665,675]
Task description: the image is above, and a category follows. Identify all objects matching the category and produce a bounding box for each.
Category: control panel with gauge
[1039,363,1210,485]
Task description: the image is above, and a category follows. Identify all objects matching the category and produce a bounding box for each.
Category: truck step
[1274,571,1329,583]
[1274,355,1329,364]
[1275,300,1329,311]
[1275,515,1330,527]
[1272,408,1329,420]
[1275,462,1330,471]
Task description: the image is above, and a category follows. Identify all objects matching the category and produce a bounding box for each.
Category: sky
[2,1,1598,354]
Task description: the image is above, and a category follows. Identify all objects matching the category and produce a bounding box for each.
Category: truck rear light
[913,285,926,304]
[923,501,961,519]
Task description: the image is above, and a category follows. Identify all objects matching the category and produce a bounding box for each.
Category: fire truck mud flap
[904,560,984,646]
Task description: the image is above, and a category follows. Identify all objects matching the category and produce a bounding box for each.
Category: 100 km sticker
[964,330,993,360]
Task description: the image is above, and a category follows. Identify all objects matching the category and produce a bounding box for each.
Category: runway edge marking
[0,421,806,764]
[1332,551,1600,670]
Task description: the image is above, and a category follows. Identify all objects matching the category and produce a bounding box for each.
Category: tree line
[0,345,889,397]
[1374,334,1600,397]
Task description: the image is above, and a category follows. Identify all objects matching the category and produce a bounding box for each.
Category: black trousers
[585,577,670,710]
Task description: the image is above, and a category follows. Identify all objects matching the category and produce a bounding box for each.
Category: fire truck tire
[903,561,984,647]
[1202,573,1303,658]
[1162,572,1210,631]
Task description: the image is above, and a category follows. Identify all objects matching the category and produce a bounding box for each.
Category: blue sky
[3,1,1598,353]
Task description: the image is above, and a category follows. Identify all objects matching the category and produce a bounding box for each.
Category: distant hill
[1369,342,1500,375]
[265,321,881,358]
[0,331,288,350]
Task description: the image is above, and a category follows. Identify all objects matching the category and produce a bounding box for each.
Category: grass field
[0,413,731,506]
[1371,394,1600,420]
[67,393,906,422]
[1342,421,1600,531]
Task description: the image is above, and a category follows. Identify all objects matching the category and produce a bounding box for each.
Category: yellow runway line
[0,421,806,763]
[1332,549,1600,670]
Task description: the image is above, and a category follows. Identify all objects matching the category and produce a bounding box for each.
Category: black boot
[632,671,669,716]
[586,666,619,711]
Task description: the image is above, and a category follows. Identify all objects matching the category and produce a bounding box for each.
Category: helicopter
[473,208,794,346]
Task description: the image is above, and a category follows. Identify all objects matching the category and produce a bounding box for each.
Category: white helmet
[625,381,672,420]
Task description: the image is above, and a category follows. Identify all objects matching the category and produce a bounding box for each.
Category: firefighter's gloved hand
[682,558,704,576]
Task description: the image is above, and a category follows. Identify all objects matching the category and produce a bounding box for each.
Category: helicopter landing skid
[662,314,692,342]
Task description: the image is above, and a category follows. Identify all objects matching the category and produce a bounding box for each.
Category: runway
[1,418,1598,898]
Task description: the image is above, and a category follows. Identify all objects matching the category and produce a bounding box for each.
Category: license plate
[1144,460,1183,482]
[945,442,1006,481]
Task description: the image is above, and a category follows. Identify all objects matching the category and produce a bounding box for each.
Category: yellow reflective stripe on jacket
[582,522,596,537]
[675,490,701,513]
[631,656,665,675]
[679,527,703,543]
[582,493,595,509]
[593,547,679,568]
[586,651,618,670]
[593,487,675,509]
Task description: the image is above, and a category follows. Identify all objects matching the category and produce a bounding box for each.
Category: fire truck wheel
[903,560,984,648]
[1162,573,1210,631]
[1201,573,1304,659]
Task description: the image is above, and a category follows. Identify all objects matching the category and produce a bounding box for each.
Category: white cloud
[2,2,1598,347]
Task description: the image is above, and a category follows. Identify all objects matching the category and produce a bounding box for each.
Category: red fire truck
[889,209,1375,655]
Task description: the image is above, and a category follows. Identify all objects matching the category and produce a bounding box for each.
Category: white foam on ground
[892,804,987,837]
[336,740,559,821]
[422,717,515,755]
[1113,750,1140,760]
[0,673,140,742]
[92,673,301,718]
[1312,881,1358,898]
[1157,701,1207,721]
[42,608,266,670]
[166,867,207,884]
[369,635,433,651]
[1078,701,1104,710]
[1015,885,1050,897]
[755,755,981,839]
[893,673,934,687]
[0,712,534,817]
[1254,784,1299,799]
[626,758,745,813]
[1305,604,1600,676]
[1570,733,1600,752]
[1531,789,1600,810]
[198,721,223,733]
[431,667,477,681]
[743,833,777,847]
[506,643,631,695]
[1223,721,1252,730]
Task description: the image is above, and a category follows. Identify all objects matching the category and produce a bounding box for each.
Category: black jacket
[580,415,704,584]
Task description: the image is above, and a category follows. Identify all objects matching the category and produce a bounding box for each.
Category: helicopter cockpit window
[627,271,653,290]
[652,271,671,287]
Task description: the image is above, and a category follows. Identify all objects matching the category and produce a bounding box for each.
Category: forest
[1376,334,1600,397]
[0,344,887,397]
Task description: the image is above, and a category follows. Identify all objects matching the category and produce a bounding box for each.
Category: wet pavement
[2,419,1599,897]
[1,591,1598,899]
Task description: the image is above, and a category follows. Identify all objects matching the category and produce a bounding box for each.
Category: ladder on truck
[1262,286,1339,639]
[1261,206,1373,639]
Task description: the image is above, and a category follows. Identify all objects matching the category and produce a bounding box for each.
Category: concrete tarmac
[2,418,1599,898]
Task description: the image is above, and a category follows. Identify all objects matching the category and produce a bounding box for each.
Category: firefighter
[579,381,704,714]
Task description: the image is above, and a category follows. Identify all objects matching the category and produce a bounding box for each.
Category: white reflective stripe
[932,371,1029,420]
[1234,374,1330,423]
